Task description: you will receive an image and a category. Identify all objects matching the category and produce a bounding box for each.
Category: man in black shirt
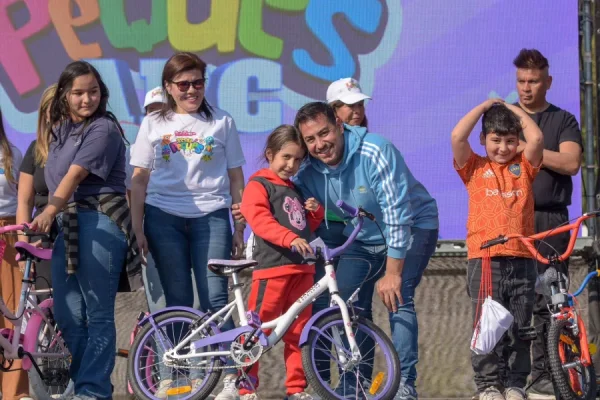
[513,49,583,399]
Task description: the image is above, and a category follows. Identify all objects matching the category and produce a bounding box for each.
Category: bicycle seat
[207,259,258,275]
[14,241,52,261]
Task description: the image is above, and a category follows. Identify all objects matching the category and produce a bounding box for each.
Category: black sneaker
[527,378,555,400]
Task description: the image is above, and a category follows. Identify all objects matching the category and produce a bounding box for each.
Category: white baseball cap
[326,78,371,105]
[143,86,165,109]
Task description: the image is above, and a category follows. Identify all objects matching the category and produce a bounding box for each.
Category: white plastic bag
[470,296,514,355]
[245,232,255,260]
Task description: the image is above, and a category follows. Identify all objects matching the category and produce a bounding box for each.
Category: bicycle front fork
[329,292,362,368]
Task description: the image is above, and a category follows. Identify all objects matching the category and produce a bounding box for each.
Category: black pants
[468,257,536,391]
[531,209,570,381]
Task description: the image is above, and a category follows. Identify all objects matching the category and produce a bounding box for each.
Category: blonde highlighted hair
[34,84,57,166]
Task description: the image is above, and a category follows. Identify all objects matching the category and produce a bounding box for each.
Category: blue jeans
[141,253,166,313]
[52,209,126,399]
[390,227,438,387]
[141,253,200,313]
[144,205,235,374]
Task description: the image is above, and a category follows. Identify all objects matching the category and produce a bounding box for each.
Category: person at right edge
[511,49,583,400]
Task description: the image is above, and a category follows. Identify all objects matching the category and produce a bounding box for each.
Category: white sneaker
[215,375,239,400]
[288,392,314,400]
[479,387,505,400]
[240,394,258,400]
[504,387,526,400]
[155,379,173,399]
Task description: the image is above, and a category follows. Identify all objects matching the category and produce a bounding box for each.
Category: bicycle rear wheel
[301,312,400,400]
[547,318,597,400]
[127,310,222,400]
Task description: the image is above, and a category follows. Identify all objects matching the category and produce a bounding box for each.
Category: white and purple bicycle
[127,201,400,400]
[0,224,72,399]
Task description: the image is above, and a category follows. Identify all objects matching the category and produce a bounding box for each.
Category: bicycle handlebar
[0,224,30,235]
[291,200,375,261]
[0,223,51,240]
[480,210,600,264]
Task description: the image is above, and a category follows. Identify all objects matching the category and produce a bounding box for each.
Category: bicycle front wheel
[301,313,400,400]
[548,318,597,400]
[28,318,74,400]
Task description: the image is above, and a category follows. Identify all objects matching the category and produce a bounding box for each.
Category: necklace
[175,113,201,135]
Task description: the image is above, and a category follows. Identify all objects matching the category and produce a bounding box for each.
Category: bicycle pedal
[517,326,537,341]
[236,374,258,391]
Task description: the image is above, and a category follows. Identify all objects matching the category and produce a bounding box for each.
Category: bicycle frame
[0,224,66,366]
[164,202,368,366]
[481,210,600,368]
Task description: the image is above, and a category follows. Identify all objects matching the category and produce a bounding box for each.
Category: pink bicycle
[0,224,73,399]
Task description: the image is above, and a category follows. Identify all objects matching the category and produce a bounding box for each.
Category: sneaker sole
[526,393,555,400]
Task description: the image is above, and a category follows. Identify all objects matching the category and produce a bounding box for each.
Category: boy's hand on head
[290,238,314,256]
[481,98,504,112]
[304,198,320,212]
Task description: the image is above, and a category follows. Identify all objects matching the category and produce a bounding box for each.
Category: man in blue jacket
[293,102,439,400]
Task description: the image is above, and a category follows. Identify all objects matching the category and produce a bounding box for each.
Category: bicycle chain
[165,343,262,371]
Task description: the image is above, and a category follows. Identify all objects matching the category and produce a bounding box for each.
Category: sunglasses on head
[171,78,206,92]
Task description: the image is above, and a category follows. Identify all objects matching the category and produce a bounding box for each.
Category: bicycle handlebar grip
[480,236,506,250]
[336,200,359,217]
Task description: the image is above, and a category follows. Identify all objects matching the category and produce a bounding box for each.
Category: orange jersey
[456,152,540,259]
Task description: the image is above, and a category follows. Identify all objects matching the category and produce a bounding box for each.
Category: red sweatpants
[240,272,314,396]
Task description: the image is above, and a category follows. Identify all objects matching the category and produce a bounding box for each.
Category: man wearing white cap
[326,77,371,128]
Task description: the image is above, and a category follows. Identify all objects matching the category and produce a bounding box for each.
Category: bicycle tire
[28,318,74,400]
[127,310,222,400]
[548,318,597,400]
[301,312,400,400]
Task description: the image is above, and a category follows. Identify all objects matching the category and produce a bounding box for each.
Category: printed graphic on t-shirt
[160,131,215,162]
[283,196,306,230]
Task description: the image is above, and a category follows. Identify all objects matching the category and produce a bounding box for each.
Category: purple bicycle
[127,201,400,399]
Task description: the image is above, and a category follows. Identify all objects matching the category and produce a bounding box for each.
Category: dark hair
[49,61,126,142]
[481,104,522,137]
[330,100,368,129]
[160,52,213,121]
[263,125,306,163]
[513,48,549,70]
[0,109,15,184]
[294,102,337,130]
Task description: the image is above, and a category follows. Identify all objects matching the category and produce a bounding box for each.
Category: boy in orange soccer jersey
[451,99,544,400]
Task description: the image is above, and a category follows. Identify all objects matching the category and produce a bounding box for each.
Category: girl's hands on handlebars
[291,238,314,257]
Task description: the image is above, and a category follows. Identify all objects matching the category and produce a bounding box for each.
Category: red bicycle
[481,211,600,400]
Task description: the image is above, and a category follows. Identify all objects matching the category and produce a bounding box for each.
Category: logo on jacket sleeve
[508,163,521,177]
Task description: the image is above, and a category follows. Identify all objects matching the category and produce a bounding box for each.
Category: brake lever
[21,225,51,240]
[358,208,375,221]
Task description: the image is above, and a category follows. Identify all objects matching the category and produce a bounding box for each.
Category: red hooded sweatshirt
[241,168,324,279]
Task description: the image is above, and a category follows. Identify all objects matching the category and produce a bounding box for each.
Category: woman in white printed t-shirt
[129,52,246,399]
[126,86,201,314]
[0,108,28,399]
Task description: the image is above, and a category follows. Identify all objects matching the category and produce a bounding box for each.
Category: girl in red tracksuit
[240,125,324,400]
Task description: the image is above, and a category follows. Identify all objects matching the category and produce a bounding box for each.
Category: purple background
[0,1,581,239]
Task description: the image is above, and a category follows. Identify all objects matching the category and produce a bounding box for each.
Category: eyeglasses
[171,79,206,92]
